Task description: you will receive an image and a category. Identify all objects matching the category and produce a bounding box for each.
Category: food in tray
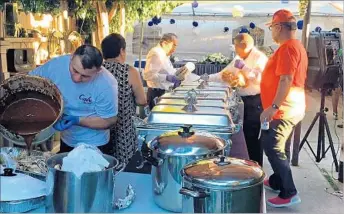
[221,71,247,88]
[14,150,52,174]
[1,148,53,175]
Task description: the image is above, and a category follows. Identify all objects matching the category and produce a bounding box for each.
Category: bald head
[233,33,254,59]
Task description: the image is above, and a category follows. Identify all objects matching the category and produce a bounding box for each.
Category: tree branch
[108,2,119,21]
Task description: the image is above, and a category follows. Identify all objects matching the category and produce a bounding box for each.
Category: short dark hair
[332,28,341,33]
[74,45,103,69]
[159,33,177,45]
[101,33,126,59]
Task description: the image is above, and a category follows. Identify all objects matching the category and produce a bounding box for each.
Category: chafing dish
[156,98,229,109]
[181,80,228,88]
[161,91,227,102]
[174,81,231,96]
[172,88,229,98]
[135,90,240,144]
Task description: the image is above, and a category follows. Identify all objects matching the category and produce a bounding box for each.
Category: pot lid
[182,156,265,190]
[0,168,46,201]
[148,125,227,156]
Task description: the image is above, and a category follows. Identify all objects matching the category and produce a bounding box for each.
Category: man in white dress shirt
[202,33,268,165]
[143,33,188,110]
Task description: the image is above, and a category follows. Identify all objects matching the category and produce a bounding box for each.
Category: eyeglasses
[268,24,281,31]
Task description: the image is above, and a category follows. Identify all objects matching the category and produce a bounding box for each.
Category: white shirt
[143,45,176,90]
[208,47,268,96]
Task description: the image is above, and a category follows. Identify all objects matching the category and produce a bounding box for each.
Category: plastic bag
[0,152,17,174]
[61,143,110,179]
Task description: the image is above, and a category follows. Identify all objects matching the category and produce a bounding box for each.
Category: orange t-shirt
[260,39,308,120]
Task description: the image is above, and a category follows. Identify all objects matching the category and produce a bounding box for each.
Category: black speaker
[306,31,343,90]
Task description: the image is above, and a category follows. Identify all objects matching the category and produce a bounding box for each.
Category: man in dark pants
[261,9,308,207]
[143,33,189,110]
[201,33,268,166]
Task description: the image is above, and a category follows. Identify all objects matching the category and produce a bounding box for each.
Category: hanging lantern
[152,16,159,25]
[192,0,198,8]
[315,26,322,32]
[224,27,229,33]
[192,21,198,27]
[148,21,153,27]
[249,22,256,29]
[239,27,249,34]
[297,20,303,30]
[232,5,244,18]
[170,19,175,24]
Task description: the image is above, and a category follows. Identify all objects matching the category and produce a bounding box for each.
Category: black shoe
[337,124,343,128]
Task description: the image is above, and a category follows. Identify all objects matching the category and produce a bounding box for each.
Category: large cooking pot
[0,75,63,146]
[141,125,230,212]
[45,153,125,213]
[180,156,265,213]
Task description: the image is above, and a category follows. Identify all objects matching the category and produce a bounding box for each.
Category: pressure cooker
[141,125,230,212]
[179,156,265,213]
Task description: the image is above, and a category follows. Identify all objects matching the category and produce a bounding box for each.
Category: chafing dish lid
[147,105,232,127]
[181,81,229,88]
[181,156,265,190]
[161,92,226,100]
[157,99,227,107]
[0,168,46,201]
[148,126,227,156]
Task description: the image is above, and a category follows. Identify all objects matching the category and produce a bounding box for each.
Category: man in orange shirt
[260,9,307,207]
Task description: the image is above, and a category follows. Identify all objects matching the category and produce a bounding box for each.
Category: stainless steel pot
[0,75,63,146]
[180,156,265,213]
[45,153,125,213]
[141,125,230,212]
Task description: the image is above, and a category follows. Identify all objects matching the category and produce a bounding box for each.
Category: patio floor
[264,89,343,213]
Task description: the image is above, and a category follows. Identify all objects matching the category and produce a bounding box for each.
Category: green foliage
[199,53,231,65]
[67,0,97,32]
[109,0,183,34]
[0,0,60,15]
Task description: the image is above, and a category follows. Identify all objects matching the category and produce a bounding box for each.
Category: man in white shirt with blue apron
[202,33,268,165]
[29,45,118,155]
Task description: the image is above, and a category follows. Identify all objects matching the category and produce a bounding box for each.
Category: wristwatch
[272,104,279,110]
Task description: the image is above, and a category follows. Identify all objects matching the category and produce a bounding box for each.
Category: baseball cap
[266,9,296,26]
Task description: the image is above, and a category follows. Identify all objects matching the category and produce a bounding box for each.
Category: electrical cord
[325,65,343,199]
[331,66,342,180]
[324,187,343,200]
[331,118,341,180]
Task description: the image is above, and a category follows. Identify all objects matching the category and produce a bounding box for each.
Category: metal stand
[299,88,339,172]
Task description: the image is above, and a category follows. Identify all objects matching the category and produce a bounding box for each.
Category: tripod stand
[299,88,339,172]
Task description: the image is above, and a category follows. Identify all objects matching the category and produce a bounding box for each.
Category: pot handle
[179,187,209,198]
[139,140,162,168]
[114,163,126,176]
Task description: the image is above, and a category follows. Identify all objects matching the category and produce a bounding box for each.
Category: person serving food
[143,33,193,110]
[200,33,268,166]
